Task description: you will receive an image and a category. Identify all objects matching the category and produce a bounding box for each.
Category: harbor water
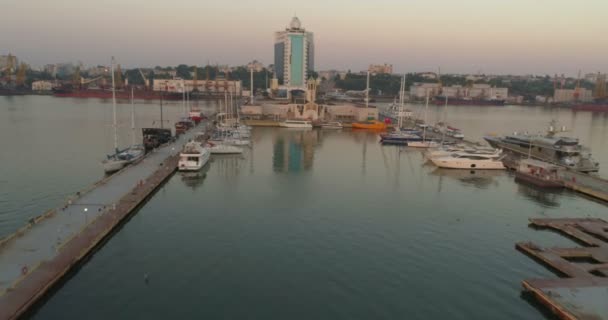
[1,96,607,319]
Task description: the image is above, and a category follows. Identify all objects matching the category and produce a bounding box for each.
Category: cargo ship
[572,98,608,112]
[434,96,505,106]
[52,86,183,100]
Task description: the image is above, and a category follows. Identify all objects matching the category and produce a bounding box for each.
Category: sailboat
[380,75,423,145]
[407,92,440,148]
[352,71,388,130]
[101,58,144,174]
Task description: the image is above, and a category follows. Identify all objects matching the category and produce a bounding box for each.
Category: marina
[1,96,607,320]
[0,100,208,319]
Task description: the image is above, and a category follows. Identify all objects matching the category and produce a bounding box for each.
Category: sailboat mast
[423,91,429,142]
[250,67,254,104]
[182,80,186,117]
[160,90,164,129]
[365,70,370,109]
[111,56,118,151]
[131,87,135,146]
[441,95,448,145]
[398,75,404,129]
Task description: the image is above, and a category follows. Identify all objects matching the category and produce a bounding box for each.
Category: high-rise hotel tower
[274,17,314,89]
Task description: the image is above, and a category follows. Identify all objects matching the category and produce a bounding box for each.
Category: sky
[2,0,607,76]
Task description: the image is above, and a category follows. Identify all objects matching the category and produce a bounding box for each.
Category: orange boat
[351,120,387,130]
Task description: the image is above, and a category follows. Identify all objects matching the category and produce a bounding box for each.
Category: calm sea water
[1,96,607,319]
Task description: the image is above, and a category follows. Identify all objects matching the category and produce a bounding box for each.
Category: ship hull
[53,89,183,100]
[572,104,608,112]
[434,96,505,106]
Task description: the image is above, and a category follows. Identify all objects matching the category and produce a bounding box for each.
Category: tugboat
[514,158,564,188]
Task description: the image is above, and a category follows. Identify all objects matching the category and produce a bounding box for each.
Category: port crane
[573,70,581,101]
[138,69,149,89]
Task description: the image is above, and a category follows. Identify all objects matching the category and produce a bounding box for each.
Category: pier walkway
[517,218,608,320]
[0,123,205,319]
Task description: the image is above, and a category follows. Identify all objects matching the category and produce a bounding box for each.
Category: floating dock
[0,123,206,320]
[517,218,608,320]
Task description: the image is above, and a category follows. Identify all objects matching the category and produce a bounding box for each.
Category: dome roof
[289,16,301,29]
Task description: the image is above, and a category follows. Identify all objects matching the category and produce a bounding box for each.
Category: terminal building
[274,17,314,89]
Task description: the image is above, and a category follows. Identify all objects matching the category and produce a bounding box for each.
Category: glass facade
[274,42,284,83]
[289,34,304,87]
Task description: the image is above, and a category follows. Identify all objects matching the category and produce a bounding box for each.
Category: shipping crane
[594,72,607,101]
[573,70,581,101]
[15,63,27,86]
[192,66,198,91]
[138,68,149,89]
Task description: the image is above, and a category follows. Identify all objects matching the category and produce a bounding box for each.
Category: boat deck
[0,123,206,319]
[517,218,608,320]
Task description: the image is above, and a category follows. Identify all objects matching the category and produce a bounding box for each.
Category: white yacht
[425,146,501,160]
[321,121,343,129]
[206,142,243,154]
[279,120,313,128]
[178,141,210,171]
[431,152,505,170]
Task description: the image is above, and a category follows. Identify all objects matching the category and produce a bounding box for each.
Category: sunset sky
[3,0,607,75]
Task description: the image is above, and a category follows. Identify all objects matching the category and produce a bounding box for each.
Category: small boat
[178,141,210,171]
[446,126,465,139]
[431,152,505,170]
[321,121,343,129]
[514,158,564,188]
[279,120,313,128]
[189,110,203,124]
[407,140,441,148]
[351,120,387,130]
[206,142,243,154]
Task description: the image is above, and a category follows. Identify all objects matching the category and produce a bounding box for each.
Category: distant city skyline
[2,0,608,76]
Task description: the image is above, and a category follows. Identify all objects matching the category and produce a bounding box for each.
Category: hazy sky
[2,0,607,75]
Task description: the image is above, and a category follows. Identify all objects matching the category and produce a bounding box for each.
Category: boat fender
[21,265,28,275]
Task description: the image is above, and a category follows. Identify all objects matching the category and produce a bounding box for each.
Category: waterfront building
[553,88,593,103]
[468,84,508,100]
[274,16,315,89]
[152,79,241,94]
[368,64,393,75]
[31,80,54,91]
[409,83,442,99]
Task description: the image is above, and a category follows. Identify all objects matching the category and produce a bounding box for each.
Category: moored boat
[178,141,210,171]
[321,121,343,129]
[514,158,564,188]
[431,152,506,170]
[352,120,387,130]
[279,120,313,128]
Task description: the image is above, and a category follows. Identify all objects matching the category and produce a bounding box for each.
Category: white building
[153,79,241,94]
[368,64,393,75]
[468,84,508,99]
[553,89,593,103]
[31,80,54,91]
[409,83,442,99]
[274,17,315,89]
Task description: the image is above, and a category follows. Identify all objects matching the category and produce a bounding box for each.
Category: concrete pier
[517,218,608,320]
[0,123,206,320]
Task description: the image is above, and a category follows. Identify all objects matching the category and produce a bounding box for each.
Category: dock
[516,218,608,320]
[0,123,207,320]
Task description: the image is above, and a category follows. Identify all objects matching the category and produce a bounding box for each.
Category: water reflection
[213,154,247,180]
[179,164,210,189]
[515,181,562,208]
[272,130,321,173]
[430,168,503,189]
